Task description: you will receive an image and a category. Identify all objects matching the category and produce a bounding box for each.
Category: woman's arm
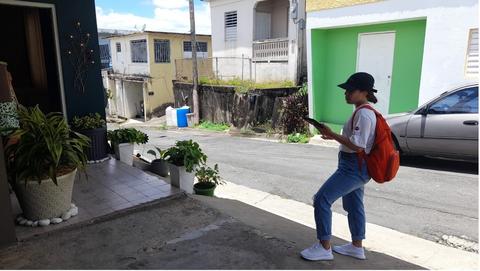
[318,126,363,152]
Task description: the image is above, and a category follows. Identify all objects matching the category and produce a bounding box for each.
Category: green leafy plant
[195,164,224,188]
[107,128,149,145]
[6,106,90,185]
[71,113,106,131]
[197,121,230,132]
[165,140,207,172]
[286,133,310,144]
[147,147,168,161]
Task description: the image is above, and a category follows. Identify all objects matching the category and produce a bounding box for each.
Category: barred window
[183,41,208,52]
[154,39,170,63]
[130,39,147,63]
[183,41,208,58]
[116,42,121,52]
[99,44,110,62]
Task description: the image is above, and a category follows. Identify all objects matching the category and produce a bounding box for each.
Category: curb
[214,181,479,270]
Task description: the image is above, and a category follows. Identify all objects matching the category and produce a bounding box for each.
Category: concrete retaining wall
[173,81,298,129]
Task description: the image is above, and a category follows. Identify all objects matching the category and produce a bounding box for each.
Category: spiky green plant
[6,106,90,185]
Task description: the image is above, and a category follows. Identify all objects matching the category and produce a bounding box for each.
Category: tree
[189,0,200,125]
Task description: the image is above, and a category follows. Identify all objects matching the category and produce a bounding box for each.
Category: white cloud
[96,0,211,34]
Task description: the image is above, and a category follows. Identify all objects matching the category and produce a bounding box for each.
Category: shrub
[281,91,309,135]
[107,128,149,145]
[71,113,106,131]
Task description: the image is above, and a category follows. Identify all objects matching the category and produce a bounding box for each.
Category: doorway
[356,32,396,115]
[0,3,63,114]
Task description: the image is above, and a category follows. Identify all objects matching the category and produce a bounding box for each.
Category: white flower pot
[114,143,134,166]
[14,169,77,221]
[168,164,194,194]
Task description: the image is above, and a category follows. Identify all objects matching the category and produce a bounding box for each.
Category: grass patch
[197,121,230,132]
[286,133,311,144]
[199,77,295,93]
[156,124,168,130]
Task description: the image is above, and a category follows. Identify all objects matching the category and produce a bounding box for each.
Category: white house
[205,0,307,83]
[306,0,478,127]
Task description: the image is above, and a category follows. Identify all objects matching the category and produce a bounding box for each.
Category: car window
[428,87,478,114]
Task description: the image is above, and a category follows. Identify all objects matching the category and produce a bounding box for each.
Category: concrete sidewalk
[213,181,478,270]
[0,194,423,269]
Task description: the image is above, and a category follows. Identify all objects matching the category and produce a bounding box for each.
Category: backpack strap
[350,104,375,173]
[350,104,374,130]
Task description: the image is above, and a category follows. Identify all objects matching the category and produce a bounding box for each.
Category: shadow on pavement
[400,155,478,174]
[195,195,425,270]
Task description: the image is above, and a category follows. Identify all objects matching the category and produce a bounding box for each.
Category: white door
[356,32,396,115]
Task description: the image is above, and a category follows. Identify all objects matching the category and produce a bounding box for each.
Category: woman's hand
[321,134,334,140]
[318,125,334,138]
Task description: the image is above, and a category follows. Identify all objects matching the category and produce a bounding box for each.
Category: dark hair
[367,91,378,104]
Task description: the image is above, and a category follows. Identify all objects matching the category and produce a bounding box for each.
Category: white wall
[306,0,478,106]
[110,34,150,76]
[254,62,289,82]
[209,0,306,82]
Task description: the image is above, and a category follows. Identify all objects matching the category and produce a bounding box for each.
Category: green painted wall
[311,20,426,125]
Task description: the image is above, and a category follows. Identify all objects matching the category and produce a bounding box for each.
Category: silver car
[386,84,478,162]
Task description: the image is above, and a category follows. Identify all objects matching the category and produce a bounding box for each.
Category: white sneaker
[333,243,366,260]
[300,243,334,261]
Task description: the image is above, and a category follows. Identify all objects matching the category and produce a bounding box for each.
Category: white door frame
[355,30,396,114]
[0,0,68,118]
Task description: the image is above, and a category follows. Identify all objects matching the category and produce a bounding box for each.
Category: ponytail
[367,91,378,104]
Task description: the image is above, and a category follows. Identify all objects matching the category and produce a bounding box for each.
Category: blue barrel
[176,107,190,127]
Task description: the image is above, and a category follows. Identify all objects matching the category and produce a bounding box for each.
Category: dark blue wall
[20,0,105,120]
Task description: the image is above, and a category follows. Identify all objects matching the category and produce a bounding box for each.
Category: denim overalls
[313,151,371,241]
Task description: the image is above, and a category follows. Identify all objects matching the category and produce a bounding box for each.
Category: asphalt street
[132,127,478,252]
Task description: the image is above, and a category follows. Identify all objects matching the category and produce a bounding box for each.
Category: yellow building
[103,31,212,120]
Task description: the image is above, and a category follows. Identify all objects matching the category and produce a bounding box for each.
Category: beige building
[103,31,212,120]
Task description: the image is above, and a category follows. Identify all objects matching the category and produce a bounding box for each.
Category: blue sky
[95,0,211,34]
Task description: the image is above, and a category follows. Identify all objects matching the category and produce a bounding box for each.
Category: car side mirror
[417,107,428,116]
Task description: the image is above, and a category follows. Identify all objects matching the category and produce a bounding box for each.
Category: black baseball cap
[338,72,378,93]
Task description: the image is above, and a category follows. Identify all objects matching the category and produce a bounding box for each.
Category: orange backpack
[351,105,400,183]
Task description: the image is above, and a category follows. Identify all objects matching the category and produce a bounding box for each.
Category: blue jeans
[313,151,370,241]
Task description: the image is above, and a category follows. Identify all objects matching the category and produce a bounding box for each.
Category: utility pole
[189,0,200,125]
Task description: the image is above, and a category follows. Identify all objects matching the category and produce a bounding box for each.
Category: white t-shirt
[339,107,376,154]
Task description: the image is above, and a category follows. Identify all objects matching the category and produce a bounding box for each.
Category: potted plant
[165,140,207,193]
[194,164,224,196]
[71,113,108,162]
[147,147,169,177]
[5,106,89,221]
[107,128,148,166]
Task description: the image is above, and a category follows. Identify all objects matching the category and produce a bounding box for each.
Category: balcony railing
[252,38,289,62]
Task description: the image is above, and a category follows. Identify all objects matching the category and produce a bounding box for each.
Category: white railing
[252,38,289,62]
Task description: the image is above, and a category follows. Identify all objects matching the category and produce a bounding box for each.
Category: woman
[301,72,378,261]
[0,62,19,146]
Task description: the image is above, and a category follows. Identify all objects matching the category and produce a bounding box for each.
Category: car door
[406,87,478,159]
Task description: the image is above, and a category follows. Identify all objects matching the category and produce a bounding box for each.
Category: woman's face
[344,89,367,104]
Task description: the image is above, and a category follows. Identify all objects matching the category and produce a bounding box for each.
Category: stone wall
[173,81,298,129]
